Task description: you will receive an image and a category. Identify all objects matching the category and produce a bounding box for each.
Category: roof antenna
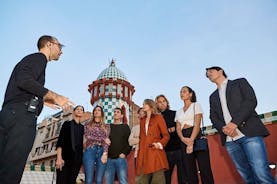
[110,58,116,66]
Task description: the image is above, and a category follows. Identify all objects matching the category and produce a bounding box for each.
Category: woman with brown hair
[175,86,214,184]
[83,105,110,184]
[56,105,86,184]
[136,99,170,184]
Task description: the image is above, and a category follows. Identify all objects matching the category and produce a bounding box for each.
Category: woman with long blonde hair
[83,105,110,184]
[136,99,169,184]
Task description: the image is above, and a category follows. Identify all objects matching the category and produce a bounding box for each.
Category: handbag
[194,136,208,151]
[193,104,208,151]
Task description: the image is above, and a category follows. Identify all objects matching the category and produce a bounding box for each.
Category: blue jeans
[225,136,276,184]
[105,157,128,184]
[83,146,107,184]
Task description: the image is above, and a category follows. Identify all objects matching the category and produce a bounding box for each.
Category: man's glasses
[51,42,64,50]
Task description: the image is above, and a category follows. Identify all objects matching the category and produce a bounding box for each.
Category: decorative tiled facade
[88,60,135,124]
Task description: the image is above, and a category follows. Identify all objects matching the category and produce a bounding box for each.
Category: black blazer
[209,78,269,145]
[56,120,84,165]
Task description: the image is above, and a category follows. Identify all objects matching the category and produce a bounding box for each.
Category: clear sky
[1,0,277,125]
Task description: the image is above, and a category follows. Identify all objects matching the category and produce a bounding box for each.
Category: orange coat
[136,114,170,175]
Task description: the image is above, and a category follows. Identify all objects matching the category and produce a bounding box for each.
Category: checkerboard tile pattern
[260,111,277,124]
[97,61,127,81]
[95,98,130,124]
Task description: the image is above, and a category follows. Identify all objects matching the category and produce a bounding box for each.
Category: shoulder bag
[193,103,209,151]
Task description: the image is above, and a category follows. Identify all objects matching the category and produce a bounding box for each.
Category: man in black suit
[155,94,188,184]
[206,66,276,184]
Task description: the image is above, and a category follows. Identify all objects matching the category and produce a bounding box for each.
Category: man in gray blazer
[206,66,276,184]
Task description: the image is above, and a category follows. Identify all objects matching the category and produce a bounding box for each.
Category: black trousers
[56,161,82,184]
[165,149,188,184]
[181,128,214,184]
[0,103,37,184]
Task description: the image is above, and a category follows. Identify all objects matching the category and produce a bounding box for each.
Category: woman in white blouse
[175,86,214,184]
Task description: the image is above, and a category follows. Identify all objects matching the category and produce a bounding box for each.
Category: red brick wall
[127,123,277,184]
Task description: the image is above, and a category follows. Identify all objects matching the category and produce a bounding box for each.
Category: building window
[56,121,62,135]
[51,123,55,137]
[129,91,132,99]
[99,84,104,95]
[45,125,51,139]
[39,146,44,155]
[94,86,98,97]
[50,160,54,167]
[117,84,122,96]
[43,144,49,153]
[51,141,57,151]
[34,147,40,156]
[125,86,128,97]
[108,83,113,94]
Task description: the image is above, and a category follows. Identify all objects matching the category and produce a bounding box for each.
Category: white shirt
[175,102,203,127]
[218,79,245,141]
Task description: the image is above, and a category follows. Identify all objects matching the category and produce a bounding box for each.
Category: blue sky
[1,0,277,124]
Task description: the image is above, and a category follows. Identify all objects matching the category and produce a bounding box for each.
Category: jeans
[105,157,128,184]
[225,136,276,184]
[83,146,107,184]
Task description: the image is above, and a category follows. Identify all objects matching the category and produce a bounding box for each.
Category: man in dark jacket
[156,95,188,184]
[206,66,276,184]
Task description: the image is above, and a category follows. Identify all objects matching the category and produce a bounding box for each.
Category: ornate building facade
[28,110,73,167]
[88,60,136,124]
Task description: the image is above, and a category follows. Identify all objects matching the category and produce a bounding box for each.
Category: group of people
[129,67,276,184]
[131,93,214,184]
[0,35,276,184]
[56,105,131,184]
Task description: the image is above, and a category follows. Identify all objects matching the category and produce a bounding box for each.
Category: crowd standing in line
[52,66,277,184]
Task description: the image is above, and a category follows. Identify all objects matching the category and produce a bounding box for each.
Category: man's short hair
[114,107,123,114]
[37,35,55,50]
[73,105,84,112]
[206,66,227,78]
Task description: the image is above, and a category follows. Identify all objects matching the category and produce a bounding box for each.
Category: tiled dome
[97,60,128,81]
